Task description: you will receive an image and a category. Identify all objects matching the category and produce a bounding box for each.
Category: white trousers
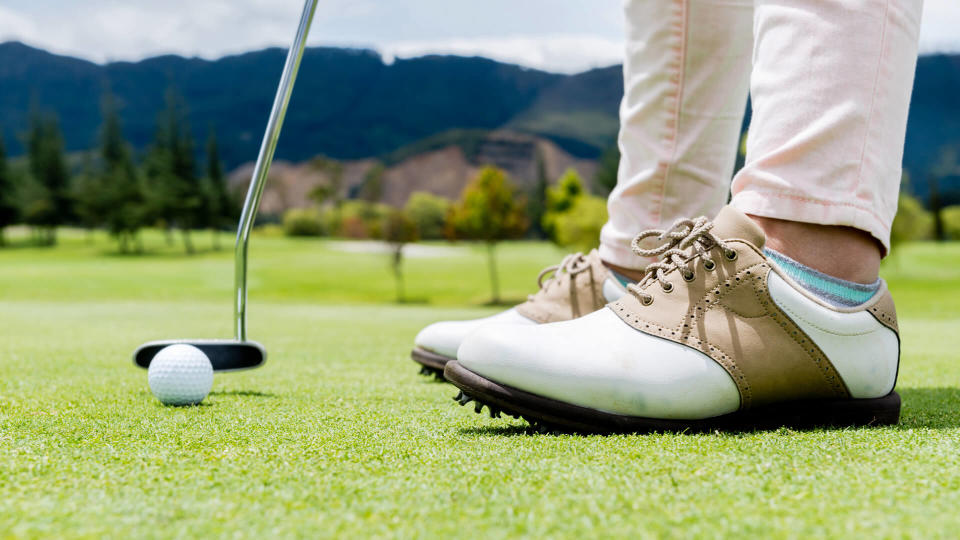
[600,0,923,269]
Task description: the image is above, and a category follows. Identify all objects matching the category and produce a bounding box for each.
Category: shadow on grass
[482,298,525,308]
[452,387,960,437]
[457,425,534,437]
[897,387,960,429]
[209,390,277,398]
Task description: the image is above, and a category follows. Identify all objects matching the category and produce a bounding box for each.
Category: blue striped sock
[764,249,880,308]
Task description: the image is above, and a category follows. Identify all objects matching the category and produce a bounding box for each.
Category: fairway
[2,232,960,538]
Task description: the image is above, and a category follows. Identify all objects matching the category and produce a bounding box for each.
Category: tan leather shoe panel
[516,250,612,323]
[867,290,899,333]
[609,229,851,410]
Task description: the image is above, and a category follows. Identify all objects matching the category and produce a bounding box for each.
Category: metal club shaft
[234,0,319,341]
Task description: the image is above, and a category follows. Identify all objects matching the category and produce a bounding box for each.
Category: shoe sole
[444,361,901,433]
[411,346,454,380]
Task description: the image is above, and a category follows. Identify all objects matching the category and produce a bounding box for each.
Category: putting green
[1,232,958,537]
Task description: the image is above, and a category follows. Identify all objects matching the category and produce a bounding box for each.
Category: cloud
[380,35,624,74]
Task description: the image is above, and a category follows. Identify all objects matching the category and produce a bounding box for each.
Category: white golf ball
[148,344,214,406]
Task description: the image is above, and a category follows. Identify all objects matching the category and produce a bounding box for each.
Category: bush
[282,208,324,237]
[336,200,391,239]
[542,169,585,242]
[404,191,450,240]
[890,193,933,248]
[552,195,608,252]
[943,205,960,240]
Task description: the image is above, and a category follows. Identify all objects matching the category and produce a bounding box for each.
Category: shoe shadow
[454,387,960,437]
[896,387,960,429]
[457,425,536,437]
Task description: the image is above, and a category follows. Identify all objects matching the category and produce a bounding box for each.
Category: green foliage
[143,88,202,253]
[98,96,147,252]
[594,145,619,197]
[526,153,549,239]
[552,194,608,252]
[942,205,960,240]
[201,131,233,249]
[0,135,17,244]
[333,200,392,239]
[447,166,528,303]
[447,166,528,244]
[359,162,385,203]
[403,191,450,240]
[542,168,592,245]
[282,208,325,237]
[24,110,71,244]
[890,193,933,250]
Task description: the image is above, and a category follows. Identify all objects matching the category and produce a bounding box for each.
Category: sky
[0,0,958,74]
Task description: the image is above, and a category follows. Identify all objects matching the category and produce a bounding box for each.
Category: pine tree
[203,130,231,250]
[99,96,146,253]
[0,135,18,246]
[24,111,70,245]
[144,88,202,253]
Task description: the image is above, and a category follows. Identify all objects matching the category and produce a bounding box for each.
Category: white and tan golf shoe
[448,207,901,432]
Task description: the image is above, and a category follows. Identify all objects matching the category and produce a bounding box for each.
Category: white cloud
[380,35,624,74]
[920,0,960,54]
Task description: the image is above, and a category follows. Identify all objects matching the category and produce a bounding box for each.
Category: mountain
[1,41,957,204]
[0,41,619,168]
[228,130,599,214]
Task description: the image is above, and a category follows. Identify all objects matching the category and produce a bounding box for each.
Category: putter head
[133,340,266,372]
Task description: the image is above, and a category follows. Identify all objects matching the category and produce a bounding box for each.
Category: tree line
[0,90,234,253]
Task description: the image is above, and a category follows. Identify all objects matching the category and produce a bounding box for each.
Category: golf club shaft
[234,0,319,341]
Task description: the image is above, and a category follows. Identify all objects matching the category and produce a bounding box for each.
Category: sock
[763,249,880,308]
[610,269,635,288]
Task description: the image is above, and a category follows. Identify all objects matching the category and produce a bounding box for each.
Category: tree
[144,88,202,253]
[202,130,232,249]
[526,152,549,238]
[98,96,146,253]
[552,194,608,252]
[541,168,585,243]
[359,162,385,203]
[0,135,18,246]
[380,209,419,303]
[594,145,620,197]
[447,166,528,304]
[24,111,70,245]
[308,156,344,235]
[889,192,933,252]
[404,191,450,240]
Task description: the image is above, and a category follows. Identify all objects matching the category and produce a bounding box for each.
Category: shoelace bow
[529,252,591,300]
[627,216,734,305]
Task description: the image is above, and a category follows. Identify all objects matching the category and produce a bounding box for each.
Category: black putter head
[133,340,266,372]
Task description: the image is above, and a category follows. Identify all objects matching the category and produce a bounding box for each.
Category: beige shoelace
[532,252,591,294]
[627,216,735,305]
[529,252,601,317]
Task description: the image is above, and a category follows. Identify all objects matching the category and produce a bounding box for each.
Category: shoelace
[627,216,735,305]
[529,252,591,300]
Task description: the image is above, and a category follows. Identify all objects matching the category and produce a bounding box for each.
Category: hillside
[228,130,598,214]
[1,41,958,203]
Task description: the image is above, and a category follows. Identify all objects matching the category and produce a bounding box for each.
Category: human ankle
[747,215,882,284]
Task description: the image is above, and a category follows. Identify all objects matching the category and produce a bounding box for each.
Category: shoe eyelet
[703,260,716,271]
[682,270,696,282]
[661,282,674,293]
[641,296,654,306]
[724,250,738,261]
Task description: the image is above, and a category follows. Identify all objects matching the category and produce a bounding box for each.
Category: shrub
[890,193,933,249]
[282,208,324,237]
[942,205,960,240]
[552,195,608,252]
[404,191,450,240]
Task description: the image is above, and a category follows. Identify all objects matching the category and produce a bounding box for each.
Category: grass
[1,231,959,538]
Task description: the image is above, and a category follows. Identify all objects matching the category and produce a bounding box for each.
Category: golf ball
[148,344,214,406]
